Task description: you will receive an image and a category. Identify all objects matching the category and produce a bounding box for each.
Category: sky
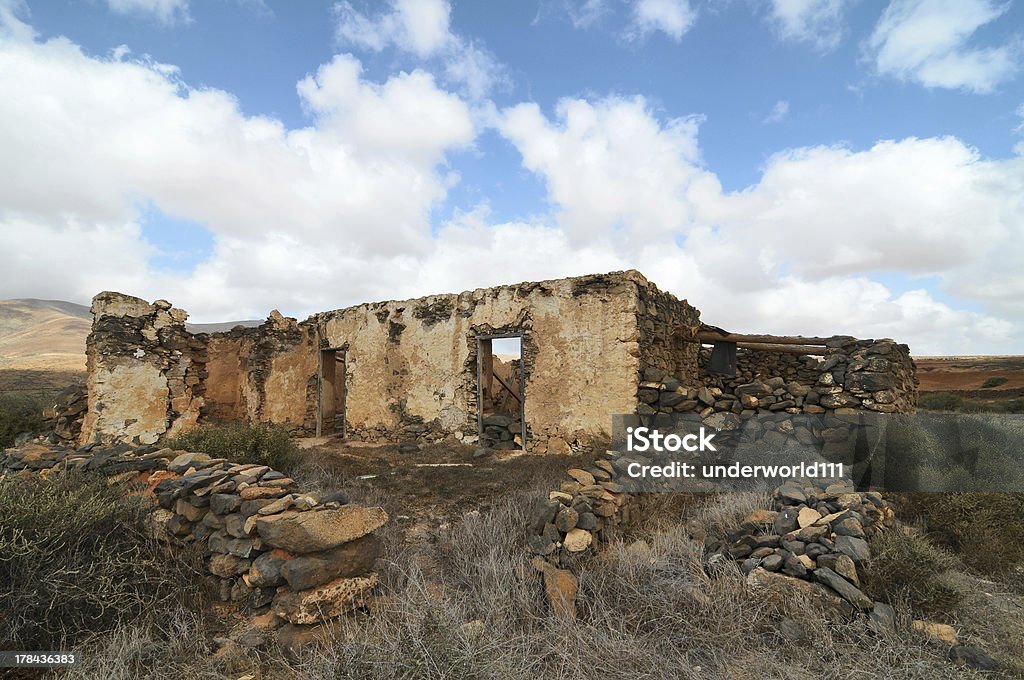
[0,0,1022,355]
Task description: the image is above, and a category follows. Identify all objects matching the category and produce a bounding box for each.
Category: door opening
[317,347,347,437]
[477,334,524,450]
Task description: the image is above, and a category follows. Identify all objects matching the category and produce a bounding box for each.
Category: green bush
[165,421,299,473]
[981,376,1008,389]
[917,392,963,412]
[0,392,49,448]
[0,472,201,651]
[895,492,1024,576]
[864,527,962,617]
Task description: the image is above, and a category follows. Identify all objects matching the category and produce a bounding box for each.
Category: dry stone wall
[643,337,918,419]
[0,442,386,631]
[636,280,701,386]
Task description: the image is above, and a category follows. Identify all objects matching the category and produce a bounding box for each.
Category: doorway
[317,347,347,437]
[477,334,524,450]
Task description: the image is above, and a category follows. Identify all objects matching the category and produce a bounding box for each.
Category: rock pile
[706,478,895,614]
[527,452,638,618]
[479,413,523,450]
[0,442,386,634]
[42,383,88,444]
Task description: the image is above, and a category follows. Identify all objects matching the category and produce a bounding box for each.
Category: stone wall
[78,275,918,454]
[699,346,822,386]
[312,271,645,454]
[1,442,387,635]
[80,292,208,446]
[636,279,701,388]
[644,337,918,418]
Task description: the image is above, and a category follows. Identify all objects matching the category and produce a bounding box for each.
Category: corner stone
[256,506,388,553]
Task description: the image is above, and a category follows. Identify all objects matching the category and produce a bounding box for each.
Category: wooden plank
[492,371,522,404]
[696,330,832,346]
[701,341,827,355]
[479,338,493,412]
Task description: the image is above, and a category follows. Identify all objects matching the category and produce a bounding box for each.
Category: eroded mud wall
[314,272,646,453]
[80,292,207,445]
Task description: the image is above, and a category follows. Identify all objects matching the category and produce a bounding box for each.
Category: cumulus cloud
[499,96,710,244]
[626,0,697,41]
[767,0,848,52]
[0,25,474,319]
[1,9,1022,354]
[496,95,1023,353]
[333,0,504,99]
[865,0,1021,93]
[106,0,190,25]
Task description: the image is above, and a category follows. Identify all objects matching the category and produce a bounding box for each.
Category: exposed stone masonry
[1,442,386,636]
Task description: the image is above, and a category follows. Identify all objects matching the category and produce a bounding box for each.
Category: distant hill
[0,299,91,371]
[0,298,260,372]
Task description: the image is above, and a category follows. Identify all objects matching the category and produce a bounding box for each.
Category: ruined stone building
[80,270,918,452]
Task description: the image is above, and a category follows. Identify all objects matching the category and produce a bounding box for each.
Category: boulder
[272,573,378,625]
[280,535,382,591]
[813,567,873,610]
[256,506,387,554]
[247,552,288,588]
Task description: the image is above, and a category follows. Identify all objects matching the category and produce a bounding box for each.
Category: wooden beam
[492,371,522,404]
[696,330,832,346]
[706,341,827,355]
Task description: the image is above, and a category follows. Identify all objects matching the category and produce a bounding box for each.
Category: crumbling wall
[665,337,918,417]
[242,312,319,434]
[636,280,701,389]
[80,292,207,446]
[314,272,644,453]
[202,332,253,423]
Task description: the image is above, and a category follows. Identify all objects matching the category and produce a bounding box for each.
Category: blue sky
[0,0,1022,354]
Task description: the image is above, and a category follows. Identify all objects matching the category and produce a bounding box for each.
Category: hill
[0,299,91,371]
[0,298,261,374]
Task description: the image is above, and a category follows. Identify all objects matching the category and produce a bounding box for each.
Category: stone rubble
[0,441,386,636]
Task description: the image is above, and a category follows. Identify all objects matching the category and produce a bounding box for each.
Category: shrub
[895,492,1024,576]
[0,392,49,448]
[165,421,299,473]
[917,392,963,412]
[864,527,962,617]
[981,376,1008,389]
[0,472,203,651]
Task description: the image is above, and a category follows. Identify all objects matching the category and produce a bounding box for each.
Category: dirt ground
[915,356,1024,392]
[291,437,591,533]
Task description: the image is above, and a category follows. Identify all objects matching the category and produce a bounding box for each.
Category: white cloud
[333,0,504,99]
[566,0,609,29]
[0,30,474,319]
[106,0,190,25]
[763,99,790,123]
[335,0,450,58]
[767,0,848,52]
[865,0,1021,93]
[1,12,1022,354]
[499,96,710,244]
[496,95,1024,353]
[627,0,697,42]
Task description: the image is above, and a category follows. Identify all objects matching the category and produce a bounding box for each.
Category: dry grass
[7,465,1020,679]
